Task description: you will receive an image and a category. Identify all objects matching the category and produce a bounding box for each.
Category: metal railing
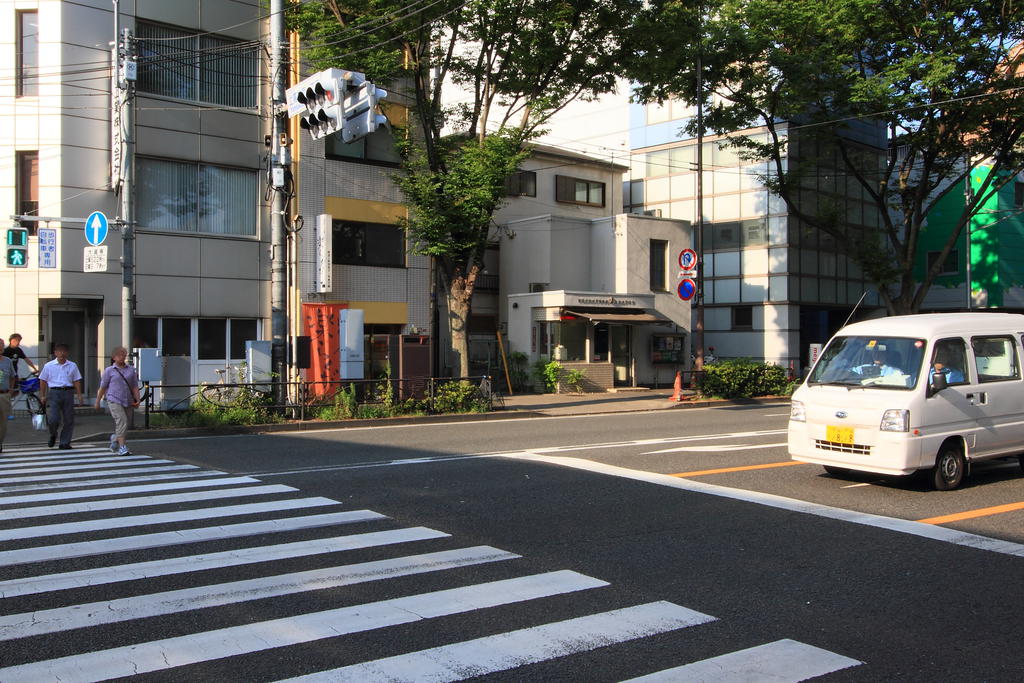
[140,376,498,428]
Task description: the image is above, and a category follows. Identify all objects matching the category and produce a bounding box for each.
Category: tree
[288,0,640,375]
[625,0,1024,314]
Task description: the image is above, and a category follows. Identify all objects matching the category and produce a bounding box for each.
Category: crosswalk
[0,443,863,682]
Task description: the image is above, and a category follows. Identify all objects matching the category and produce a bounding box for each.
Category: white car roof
[839,313,1024,339]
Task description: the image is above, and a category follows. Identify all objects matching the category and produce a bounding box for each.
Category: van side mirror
[928,372,948,397]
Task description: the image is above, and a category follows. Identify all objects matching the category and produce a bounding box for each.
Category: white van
[789,313,1024,490]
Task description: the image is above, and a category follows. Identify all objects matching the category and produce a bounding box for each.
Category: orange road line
[670,461,806,478]
[917,501,1024,525]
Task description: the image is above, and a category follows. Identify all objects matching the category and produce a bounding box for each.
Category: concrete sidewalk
[2,388,782,448]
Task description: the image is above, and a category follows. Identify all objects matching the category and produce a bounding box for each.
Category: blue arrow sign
[85,211,109,246]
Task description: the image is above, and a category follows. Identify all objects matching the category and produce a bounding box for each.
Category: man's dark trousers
[46,389,75,447]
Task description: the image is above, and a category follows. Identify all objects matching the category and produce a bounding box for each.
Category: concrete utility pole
[270,0,290,399]
[113,1,136,349]
[694,49,705,371]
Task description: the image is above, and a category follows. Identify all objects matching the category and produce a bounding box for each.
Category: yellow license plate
[826,425,855,444]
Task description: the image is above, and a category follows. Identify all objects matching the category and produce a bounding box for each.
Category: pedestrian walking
[3,333,39,377]
[0,338,17,453]
[95,346,140,455]
[38,343,83,449]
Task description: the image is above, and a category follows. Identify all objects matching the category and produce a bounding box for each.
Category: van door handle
[966,393,976,405]
[966,393,987,405]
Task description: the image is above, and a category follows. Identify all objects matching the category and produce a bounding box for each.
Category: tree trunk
[447,266,479,378]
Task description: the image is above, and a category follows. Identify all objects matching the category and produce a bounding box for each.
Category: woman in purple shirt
[94,346,140,455]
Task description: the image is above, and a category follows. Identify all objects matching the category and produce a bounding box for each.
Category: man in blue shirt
[930,358,965,384]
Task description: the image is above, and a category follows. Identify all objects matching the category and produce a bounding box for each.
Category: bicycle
[198,368,245,407]
[17,372,44,416]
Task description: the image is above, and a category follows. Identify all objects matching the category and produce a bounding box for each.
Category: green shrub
[696,359,791,399]
[531,359,562,393]
[563,368,586,393]
[433,380,489,413]
[508,351,530,392]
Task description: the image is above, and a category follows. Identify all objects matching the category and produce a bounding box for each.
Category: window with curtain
[649,239,668,291]
[17,11,38,97]
[332,220,405,267]
[137,158,256,235]
[16,151,38,221]
[136,22,259,108]
[555,175,605,207]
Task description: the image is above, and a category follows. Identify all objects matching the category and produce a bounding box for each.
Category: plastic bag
[32,413,45,430]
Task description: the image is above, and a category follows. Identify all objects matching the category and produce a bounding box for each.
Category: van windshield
[808,335,926,390]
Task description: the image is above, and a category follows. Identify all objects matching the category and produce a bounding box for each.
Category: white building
[496,146,692,389]
[1,0,270,393]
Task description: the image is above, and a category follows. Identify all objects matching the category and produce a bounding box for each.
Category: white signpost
[84,245,108,272]
[314,213,332,293]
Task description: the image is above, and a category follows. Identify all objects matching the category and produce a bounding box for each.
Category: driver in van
[930,353,965,384]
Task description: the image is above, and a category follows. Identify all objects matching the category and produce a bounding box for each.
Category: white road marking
[0,509,386,567]
[0,475,258,503]
[762,413,790,417]
[0,571,608,683]
[505,453,1024,559]
[278,601,715,683]
[0,464,200,485]
[0,447,111,460]
[0,455,153,469]
[0,470,226,493]
[248,430,791,479]
[622,638,861,682]
[0,484,297,520]
[0,527,447,599]
[643,442,788,454]
[0,546,519,641]
[0,458,173,476]
[840,483,873,489]
[0,497,340,541]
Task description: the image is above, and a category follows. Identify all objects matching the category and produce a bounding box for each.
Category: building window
[927,249,959,275]
[505,170,537,197]
[16,151,38,221]
[528,282,549,293]
[326,128,401,166]
[332,220,405,267]
[137,158,257,236]
[136,22,259,108]
[733,305,753,329]
[649,239,668,291]
[16,11,38,97]
[555,175,605,207]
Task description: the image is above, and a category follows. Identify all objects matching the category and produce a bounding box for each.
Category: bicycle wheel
[24,393,43,415]
[199,383,241,407]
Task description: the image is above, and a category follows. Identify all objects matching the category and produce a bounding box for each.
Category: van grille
[815,439,872,456]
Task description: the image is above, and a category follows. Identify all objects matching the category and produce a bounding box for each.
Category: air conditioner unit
[642,209,663,217]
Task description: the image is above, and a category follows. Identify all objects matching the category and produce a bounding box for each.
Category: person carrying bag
[94,346,140,455]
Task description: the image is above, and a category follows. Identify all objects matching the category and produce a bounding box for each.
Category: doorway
[50,310,87,390]
[611,325,632,386]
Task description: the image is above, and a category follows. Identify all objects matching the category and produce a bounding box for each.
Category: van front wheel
[932,446,965,490]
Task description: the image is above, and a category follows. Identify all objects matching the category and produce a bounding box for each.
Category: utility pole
[694,47,705,371]
[270,0,290,401]
[112,1,136,350]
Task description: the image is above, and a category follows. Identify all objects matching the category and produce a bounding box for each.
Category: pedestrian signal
[5,227,28,268]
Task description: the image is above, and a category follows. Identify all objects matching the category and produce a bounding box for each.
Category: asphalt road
[1,405,1023,681]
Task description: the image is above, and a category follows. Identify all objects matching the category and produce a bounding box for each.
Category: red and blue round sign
[678,248,698,271]
[677,278,697,301]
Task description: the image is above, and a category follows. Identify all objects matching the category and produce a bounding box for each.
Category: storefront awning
[562,309,669,324]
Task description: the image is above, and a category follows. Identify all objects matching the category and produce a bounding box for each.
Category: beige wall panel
[199,278,260,317]
[59,145,110,189]
[199,238,261,279]
[137,126,200,160]
[136,101,202,134]
[59,4,113,50]
[200,110,260,142]
[199,135,262,168]
[136,233,202,277]
[136,0,199,28]
[199,1,260,40]
[59,116,109,152]
[136,275,200,316]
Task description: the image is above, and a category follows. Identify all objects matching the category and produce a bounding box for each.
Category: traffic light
[5,227,28,268]
[341,81,389,144]
[285,68,358,140]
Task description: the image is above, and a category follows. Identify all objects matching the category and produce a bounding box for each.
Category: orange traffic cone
[669,371,682,402]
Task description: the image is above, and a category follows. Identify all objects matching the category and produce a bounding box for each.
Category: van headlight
[790,400,806,422]
[880,409,909,432]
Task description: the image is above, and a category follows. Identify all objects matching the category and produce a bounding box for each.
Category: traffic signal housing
[285,69,357,140]
[341,81,389,144]
[5,227,28,268]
